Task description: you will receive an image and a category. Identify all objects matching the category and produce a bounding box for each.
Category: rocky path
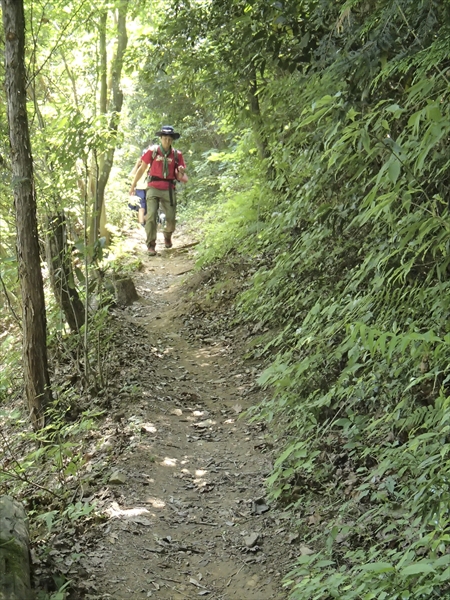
[77,229,294,600]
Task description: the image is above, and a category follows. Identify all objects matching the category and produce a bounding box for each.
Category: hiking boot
[164,233,173,248]
[147,242,156,256]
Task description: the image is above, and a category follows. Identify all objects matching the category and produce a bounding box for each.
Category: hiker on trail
[129,148,149,228]
[129,126,188,256]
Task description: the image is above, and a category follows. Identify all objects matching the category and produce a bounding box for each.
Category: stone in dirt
[252,497,270,515]
[244,532,260,548]
[113,277,139,306]
[109,471,127,484]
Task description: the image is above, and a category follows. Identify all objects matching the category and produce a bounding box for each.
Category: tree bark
[89,3,128,248]
[45,213,85,332]
[0,496,32,600]
[248,70,274,179]
[2,0,52,429]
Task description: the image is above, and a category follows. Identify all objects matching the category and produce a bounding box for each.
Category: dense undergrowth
[192,2,450,598]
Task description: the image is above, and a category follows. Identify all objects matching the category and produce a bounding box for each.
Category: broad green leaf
[360,562,395,573]
[360,129,371,153]
[401,563,435,576]
[426,104,442,122]
[387,158,401,184]
[312,95,334,109]
[408,110,422,134]
[298,106,332,127]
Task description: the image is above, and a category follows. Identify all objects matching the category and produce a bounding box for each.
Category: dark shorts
[128,189,147,214]
[135,189,147,213]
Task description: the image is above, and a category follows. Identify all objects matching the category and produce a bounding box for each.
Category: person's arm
[129,161,148,195]
[130,156,142,177]
[176,153,188,183]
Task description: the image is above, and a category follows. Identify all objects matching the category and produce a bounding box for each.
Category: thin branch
[0,469,63,499]
[0,272,21,325]
[27,0,93,89]
[0,429,63,500]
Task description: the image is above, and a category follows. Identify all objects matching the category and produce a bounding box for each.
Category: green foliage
[0,322,21,401]
[0,401,102,497]
[36,578,72,600]
[36,501,96,535]
[192,141,267,264]
[0,398,103,600]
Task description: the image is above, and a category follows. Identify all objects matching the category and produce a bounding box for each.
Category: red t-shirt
[141,145,186,190]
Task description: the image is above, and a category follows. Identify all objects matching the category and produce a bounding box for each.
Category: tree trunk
[248,71,274,179]
[2,0,52,429]
[45,213,85,332]
[89,3,128,247]
[0,495,32,600]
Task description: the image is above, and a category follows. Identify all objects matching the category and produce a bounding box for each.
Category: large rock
[0,495,32,600]
[113,277,139,306]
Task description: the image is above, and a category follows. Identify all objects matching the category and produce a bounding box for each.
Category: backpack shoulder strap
[173,148,179,167]
[145,145,159,183]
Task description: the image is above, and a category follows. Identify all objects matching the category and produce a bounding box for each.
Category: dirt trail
[78,228,293,600]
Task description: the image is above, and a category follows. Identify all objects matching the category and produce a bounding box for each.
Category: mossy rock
[113,277,139,306]
[0,495,32,600]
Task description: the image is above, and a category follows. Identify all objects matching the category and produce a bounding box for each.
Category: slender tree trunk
[45,213,85,332]
[99,11,108,115]
[88,12,108,250]
[2,0,52,430]
[89,3,128,247]
[248,70,274,178]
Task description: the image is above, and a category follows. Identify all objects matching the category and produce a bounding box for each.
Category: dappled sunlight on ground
[140,422,157,433]
[161,456,177,467]
[145,496,166,509]
[106,502,152,519]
